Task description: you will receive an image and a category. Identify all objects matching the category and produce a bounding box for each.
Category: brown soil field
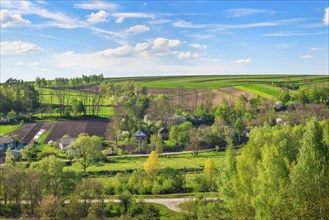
[13,122,54,143]
[150,87,255,109]
[219,87,256,99]
[44,119,109,143]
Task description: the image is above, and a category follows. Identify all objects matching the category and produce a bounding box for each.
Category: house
[157,127,169,140]
[59,137,76,151]
[133,128,149,145]
[0,136,16,152]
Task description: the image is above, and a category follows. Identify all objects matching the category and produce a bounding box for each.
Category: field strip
[234,84,279,99]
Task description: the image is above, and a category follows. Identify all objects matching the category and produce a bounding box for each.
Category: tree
[234,118,245,144]
[37,195,63,220]
[204,159,216,191]
[119,190,132,214]
[76,179,104,217]
[69,135,102,172]
[217,143,236,218]
[31,155,65,196]
[144,151,161,178]
[278,89,291,105]
[21,145,33,163]
[290,118,329,218]
[155,134,163,154]
[5,148,15,166]
[150,134,163,153]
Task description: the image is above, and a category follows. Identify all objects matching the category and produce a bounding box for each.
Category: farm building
[157,127,169,140]
[133,128,149,145]
[0,136,16,152]
[59,137,77,151]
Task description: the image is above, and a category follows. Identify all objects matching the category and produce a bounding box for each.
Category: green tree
[290,118,329,218]
[31,155,65,196]
[217,143,236,218]
[21,145,33,163]
[69,135,102,172]
[5,148,15,166]
[76,179,103,217]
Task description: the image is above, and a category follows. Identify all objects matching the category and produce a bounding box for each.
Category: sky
[0,0,328,82]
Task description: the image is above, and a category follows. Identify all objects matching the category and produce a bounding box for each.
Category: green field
[0,124,22,136]
[65,151,225,173]
[107,75,326,90]
[235,84,281,99]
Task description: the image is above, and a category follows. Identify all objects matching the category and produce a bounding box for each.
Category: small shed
[157,127,169,140]
[0,136,16,152]
[133,128,149,144]
[59,137,76,151]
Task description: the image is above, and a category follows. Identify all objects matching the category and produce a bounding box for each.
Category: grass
[235,84,281,99]
[132,75,326,90]
[0,124,22,136]
[65,151,225,172]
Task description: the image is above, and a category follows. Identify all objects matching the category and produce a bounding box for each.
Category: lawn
[0,124,22,136]
[65,151,225,173]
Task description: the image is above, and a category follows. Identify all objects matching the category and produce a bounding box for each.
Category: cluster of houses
[0,127,170,163]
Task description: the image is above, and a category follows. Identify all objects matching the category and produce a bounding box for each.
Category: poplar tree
[290,118,329,218]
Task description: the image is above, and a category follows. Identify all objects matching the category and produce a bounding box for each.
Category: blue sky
[1,0,328,82]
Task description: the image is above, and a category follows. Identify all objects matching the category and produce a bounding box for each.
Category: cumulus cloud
[235,58,252,64]
[152,38,181,49]
[324,7,329,25]
[1,41,42,55]
[74,1,118,10]
[60,38,187,60]
[0,9,31,27]
[189,43,208,49]
[112,13,154,23]
[301,55,314,59]
[124,25,150,35]
[87,10,109,23]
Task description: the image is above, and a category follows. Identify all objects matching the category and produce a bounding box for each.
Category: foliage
[69,135,102,172]
[144,151,161,177]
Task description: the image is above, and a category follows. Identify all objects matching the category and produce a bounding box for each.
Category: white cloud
[124,25,150,35]
[235,58,252,64]
[148,19,171,25]
[189,43,208,49]
[1,41,42,55]
[226,8,276,17]
[324,7,329,25]
[112,13,154,23]
[263,32,325,37]
[301,55,314,59]
[87,10,109,23]
[0,9,31,27]
[74,1,118,11]
[173,20,277,29]
[1,1,82,29]
[172,51,199,59]
[310,48,324,51]
[152,38,181,49]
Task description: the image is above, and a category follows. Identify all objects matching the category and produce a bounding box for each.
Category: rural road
[109,149,216,158]
[104,197,217,213]
[7,197,217,213]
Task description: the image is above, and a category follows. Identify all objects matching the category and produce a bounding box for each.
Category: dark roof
[158,127,169,134]
[133,128,149,137]
[0,136,14,144]
[59,137,76,145]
